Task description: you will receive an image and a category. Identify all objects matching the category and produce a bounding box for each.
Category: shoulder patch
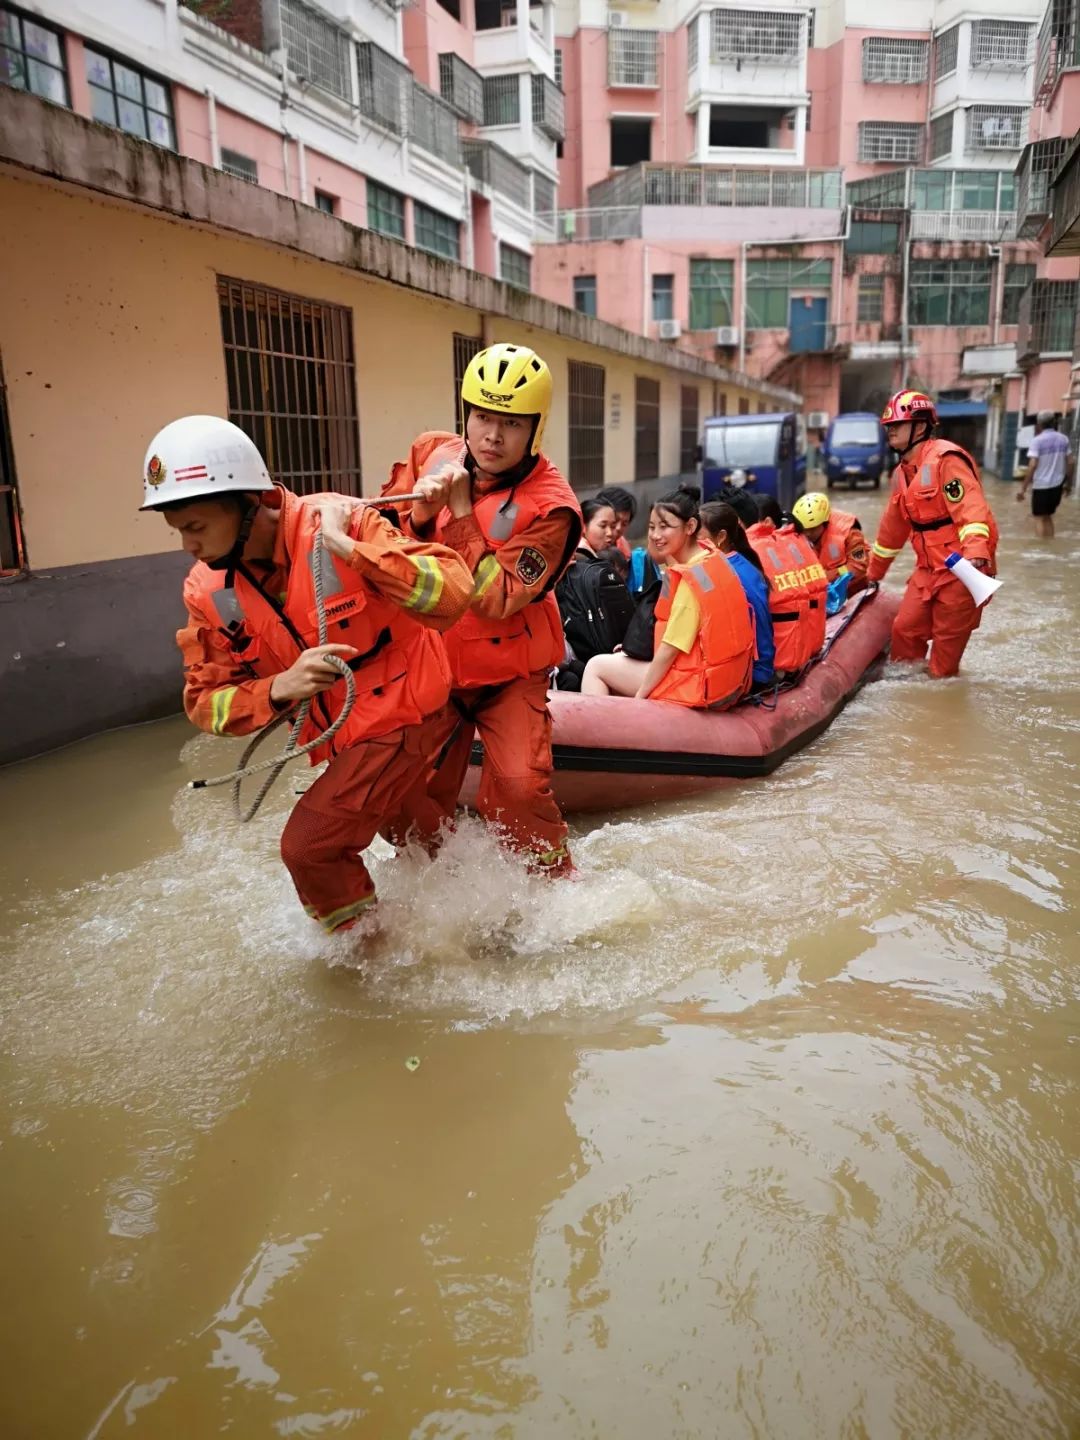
[943,478,965,503]
[516,546,548,585]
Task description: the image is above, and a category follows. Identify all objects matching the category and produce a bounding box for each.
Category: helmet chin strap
[895,419,932,458]
[205,496,261,572]
[462,405,541,496]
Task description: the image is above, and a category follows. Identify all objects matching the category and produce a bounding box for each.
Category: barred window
[608,28,659,87]
[500,243,531,289]
[217,275,361,497]
[858,121,922,163]
[554,47,563,88]
[367,180,405,240]
[483,72,520,126]
[1024,280,1078,354]
[414,202,459,261]
[847,220,900,254]
[933,25,958,78]
[568,360,605,488]
[966,105,1027,152]
[652,273,674,322]
[453,332,482,426]
[635,376,660,481]
[438,51,483,123]
[0,5,67,106]
[680,385,699,473]
[746,257,831,329]
[533,170,556,216]
[357,41,410,135]
[929,111,953,160]
[687,15,698,69]
[531,73,564,141]
[862,37,928,84]
[280,0,350,102]
[857,274,884,323]
[970,20,1032,69]
[574,274,597,317]
[711,9,804,62]
[221,148,258,182]
[1002,263,1035,324]
[412,83,463,167]
[85,47,174,148]
[0,350,25,573]
[909,259,992,326]
[689,258,734,330]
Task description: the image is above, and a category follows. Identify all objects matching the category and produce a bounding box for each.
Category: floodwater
[2,483,1078,1440]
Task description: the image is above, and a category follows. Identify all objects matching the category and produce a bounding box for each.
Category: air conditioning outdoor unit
[609,11,626,25]
[715,325,739,347]
[807,410,829,429]
[658,318,682,340]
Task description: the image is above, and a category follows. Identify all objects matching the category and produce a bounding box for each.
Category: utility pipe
[205,85,220,169]
[297,136,309,207]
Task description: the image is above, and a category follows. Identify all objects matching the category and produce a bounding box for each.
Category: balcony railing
[411,83,463,169]
[909,211,1016,241]
[438,52,484,124]
[531,73,564,142]
[1015,137,1069,239]
[356,41,410,136]
[463,138,532,209]
[589,164,843,209]
[1048,133,1080,256]
[281,0,351,102]
[534,206,643,242]
[1016,279,1080,360]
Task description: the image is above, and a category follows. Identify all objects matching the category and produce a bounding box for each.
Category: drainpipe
[463,170,475,271]
[642,244,650,337]
[205,85,220,169]
[297,135,308,206]
[989,242,1004,346]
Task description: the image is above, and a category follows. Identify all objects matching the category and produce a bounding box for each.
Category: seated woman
[554,497,634,690]
[581,485,755,710]
[699,501,775,691]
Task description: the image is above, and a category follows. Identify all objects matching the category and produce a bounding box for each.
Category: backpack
[556,551,637,663]
[628,545,661,599]
[621,576,662,661]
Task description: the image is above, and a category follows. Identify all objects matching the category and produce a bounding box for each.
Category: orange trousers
[890,569,982,679]
[279,705,457,932]
[425,672,571,873]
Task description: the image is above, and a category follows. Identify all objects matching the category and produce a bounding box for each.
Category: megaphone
[945,551,1002,608]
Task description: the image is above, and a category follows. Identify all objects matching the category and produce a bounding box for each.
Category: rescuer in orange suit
[382,344,583,875]
[143,415,473,934]
[790,491,869,591]
[867,389,998,679]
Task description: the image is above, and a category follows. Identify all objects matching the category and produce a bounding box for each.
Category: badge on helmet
[881,390,938,426]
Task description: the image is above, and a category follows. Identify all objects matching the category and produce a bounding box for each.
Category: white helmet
[140,415,274,511]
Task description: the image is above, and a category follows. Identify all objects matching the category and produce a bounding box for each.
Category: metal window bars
[858,122,923,164]
[929,112,953,160]
[463,138,532,209]
[532,170,556,217]
[687,15,698,70]
[453,333,482,423]
[587,164,843,209]
[965,105,1027,152]
[568,360,605,489]
[482,72,520,126]
[531,73,565,140]
[220,148,258,182]
[608,28,659,87]
[1016,279,1080,358]
[500,243,531,289]
[1035,0,1080,104]
[411,82,463,168]
[933,25,958,79]
[1015,137,1069,237]
[680,385,699,474]
[710,9,804,63]
[533,207,642,242]
[635,376,660,482]
[554,47,563,89]
[438,52,484,124]
[356,42,410,135]
[280,0,351,102]
[970,20,1033,69]
[862,37,929,84]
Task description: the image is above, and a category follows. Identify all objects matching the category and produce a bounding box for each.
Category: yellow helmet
[792,491,831,530]
[460,343,553,455]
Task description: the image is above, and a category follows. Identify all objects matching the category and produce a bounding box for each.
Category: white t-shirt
[1028,428,1070,490]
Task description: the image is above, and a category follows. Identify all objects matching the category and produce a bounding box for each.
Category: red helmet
[881,389,938,425]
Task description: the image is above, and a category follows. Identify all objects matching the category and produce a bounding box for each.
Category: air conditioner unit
[658,318,682,340]
[609,11,626,25]
[807,409,829,430]
[715,325,739,347]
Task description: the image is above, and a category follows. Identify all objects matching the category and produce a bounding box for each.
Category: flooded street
[2,481,1078,1439]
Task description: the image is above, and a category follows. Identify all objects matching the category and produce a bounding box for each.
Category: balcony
[473,0,552,75]
[690,7,806,106]
[1048,132,1080,256]
[411,83,463,170]
[463,138,532,210]
[909,211,1016,241]
[533,206,643,243]
[1035,0,1080,105]
[438,53,484,124]
[1016,279,1080,362]
[589,164,842,210]
[281,0,352,103]
[1015,138,1070,240]
[356,41,410,136]
[531,73,564,142]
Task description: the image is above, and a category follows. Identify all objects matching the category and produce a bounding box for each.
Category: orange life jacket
[746,519,828,672]
[651,552,755,710]
[815,509,863,582]
[891,439,999,572]
[189,488,451,760]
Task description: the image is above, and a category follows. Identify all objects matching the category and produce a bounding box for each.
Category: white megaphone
[945,551,1002,608]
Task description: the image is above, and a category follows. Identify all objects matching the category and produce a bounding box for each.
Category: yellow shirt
[660,552,709,654]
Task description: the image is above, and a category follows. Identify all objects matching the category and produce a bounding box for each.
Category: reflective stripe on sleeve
[472,553,501,599]
[404,554,444,614]
[957,522,990,542]
[210,685,238,736]
[872,542,901,559]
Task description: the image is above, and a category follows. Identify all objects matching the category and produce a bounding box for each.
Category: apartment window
[85,48,174,148]
[314,190,337,214]
[0,352,25,573]
[679,386,699,473]
[1002,263,1035,325]
[929,111,953,161]
[414,202,460,261]
[568,359,605,487]
[970,20,1032,69]
[710,9,804,62]
[688,258,734,330]
[933,25,958,78]
[746,257,831,330]
[483,72,520,126]
[713,388,728,416]
[847,220,900,254]
[858,121,922,164]
[909,259,992,326]
[356,42,411,136]
[453,332,482,426]
[500,243,531,289]
[608,28,659,87]
[652,273,674,322]
[533,170,556,217]
[1025,280,1079,354]
[280,0,350,101]
[862,37,928,84]
[475,0,517,30]
[217,275,361,497]
[554,47,563,88]
[0,5,67,106]
[954,170,1001,211]
[220,148,258,183]
[436,0,460,18]
[412,82,463,168]
[635,376,660,481]
[610,116,651,166]
[687,15,699,69]
[966,105,1027,152]
[574,275,597,317]
[367,181,405,240]
[857,274,884,323]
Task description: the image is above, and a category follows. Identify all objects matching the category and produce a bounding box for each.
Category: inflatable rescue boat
[464,586,900,814]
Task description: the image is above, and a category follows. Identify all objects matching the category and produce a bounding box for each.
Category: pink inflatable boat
[463,586,900,814]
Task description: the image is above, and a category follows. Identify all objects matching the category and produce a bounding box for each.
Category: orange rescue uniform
[651,551,756,709]
[746,518,828,673]
[866,437,998,678]
[178,485,473,931]
[813,509,868,588]
[385,432,582,871]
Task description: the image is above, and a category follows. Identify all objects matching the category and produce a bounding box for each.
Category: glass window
[0,4,68,105]
[84,47,174,147]
[573,275,597,317]
[847,220,900,254]
[746,258,831,331]
[929,112,952,161]
[910,259,992,325]
[912,170,952,211]
[314,190,337,215]
[832,417,881,444]
[367,180,405,240]
[858,121,922,163]
[414,201,460,261]
[856,275,884,324]
[500,244,531,289]
[652,273,674,322]
[934,25,958,78]
[482,72,520,126]
[704,421,779,467]
[688,258,733,330]
[1002,263,1035,325]
[955,170,998,212]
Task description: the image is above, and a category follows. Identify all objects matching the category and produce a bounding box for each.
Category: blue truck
[700,412,805,513]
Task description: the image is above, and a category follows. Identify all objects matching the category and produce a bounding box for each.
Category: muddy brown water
[1,484,1078,1439]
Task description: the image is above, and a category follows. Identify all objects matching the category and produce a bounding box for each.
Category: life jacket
[189,488,451,760]
[814,509,863,582]
[747,519,828,673]
[651,552,755,710]
[891,438,1000,572]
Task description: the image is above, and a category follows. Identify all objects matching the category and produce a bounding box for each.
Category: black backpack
[620,576,662,661]
[556,551,636,663]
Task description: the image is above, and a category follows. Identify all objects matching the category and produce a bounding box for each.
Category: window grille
[652,273,674,322]
[1035,0,1080,105]
[970,20,1032,69]
[568,360,605,488]
[710,10,804,63]
[412,82,463,167]
[746,257,831,329]
[689,258,734,329]
[414,202,460,261]
[573,275,597,316]
[0,351,25,573]
[1002,263,1035,324]
[680,386,699,474]
[591,165,843,209]
[1019,278,1079,354]
[909,259,992,326]
[438,52,483,123]
[280,0,350,102]
[367,180,405,240]
[554,47,563,88]
[85,47,174,148]
[531,73,565,140]
[857,274,884,323]
[929,111,952,160]
[965,105,1027,151]
[858,121,922,163]
[500,243,531,289]
[862,37,928,84]
[356,41,410,135]
[463,139,532,208]
[635,377,660,482]
[453,332,482,426]
[1015,137,1069,235]
[482,72,520,126]
[221,148,258,182]
[0,5,67,106]
[608,28,659,87]
[217,275,361,497]
[687,15,698,69]
[933,25,958,78]
[532,170,556,216]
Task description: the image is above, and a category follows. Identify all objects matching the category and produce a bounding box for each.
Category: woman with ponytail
[700,501,775,690]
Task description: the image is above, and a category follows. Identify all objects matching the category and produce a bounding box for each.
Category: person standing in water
[1017,411,1073,539]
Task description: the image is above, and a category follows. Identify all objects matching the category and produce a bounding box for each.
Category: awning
[936,400,988,419]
